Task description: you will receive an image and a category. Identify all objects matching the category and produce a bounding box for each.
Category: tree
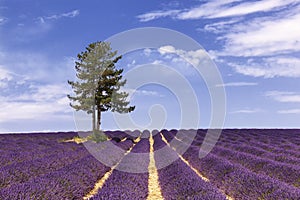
[68,41,135,133]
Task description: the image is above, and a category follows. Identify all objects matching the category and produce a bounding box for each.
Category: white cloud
[16,84,70,102]
[124,88,163,98]
[33,10,79,31]
[143,48,152,57]
[126,59,136,68]
[177,0,240,19]
[152,60,164,65]
[0,50,75,82]
[265,91,300,103]
[0,65,12,80]
[204,0,296,19]
[138,1,300,59]
[46,10,80,20]
[0,83,72,122]
[137,1,300,80]
[0,101,71,122]
[13,18,53,41]
[231,108,263,114]
[37,17,46,24]
[0,65,13,88]
[137,10,179,22]
[138,0,297,21]
[0,17,7,25]
[219,10,300,57]
[216,82,258,87]
[278,109,300,114]
[10,10,79,41]
[158,45,208,66]
[229,57,300,78]
[136,90,162,97]
[158,45,176,54]
[200,18,241,33]
[0,48,75,123]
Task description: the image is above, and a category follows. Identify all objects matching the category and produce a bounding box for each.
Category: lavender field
[0,129,299,199]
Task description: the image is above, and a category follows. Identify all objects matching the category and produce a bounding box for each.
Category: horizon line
[1,127,300,134]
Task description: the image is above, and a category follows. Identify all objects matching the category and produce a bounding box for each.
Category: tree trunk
[92,105,96,131]
[97,108,101,131]
[92,88,96,131]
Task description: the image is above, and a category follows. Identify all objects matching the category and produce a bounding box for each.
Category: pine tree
[68,41,135,132]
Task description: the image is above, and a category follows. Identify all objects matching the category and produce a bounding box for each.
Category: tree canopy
[68,41,135,132]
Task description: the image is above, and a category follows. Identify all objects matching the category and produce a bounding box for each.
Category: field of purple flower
[0,129,299,199]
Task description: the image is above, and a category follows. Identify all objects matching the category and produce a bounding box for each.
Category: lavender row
[0,138,134,198]
[200,129,299,150]
[161,131,300,199]
[216,136,300,159]
[0,145,89,189]
[0,132,137,199]
[181,145,300,199]
[0,154,110,200]
[165,130,300,187]
[210,145,300,188]
[111,139,134,151]
[244,140,300,158]
[194,131,300,163]
[0,132,81,166]
[168,129,300,148]
[153,133,227,200]
[91,138,150,199]
[166,129,300,165]
[187,133,300,166]
[219,129,300,150]
[216,141,300,166]
[0,141,83,168]
[219,129,300,141]
[0,132,77,141]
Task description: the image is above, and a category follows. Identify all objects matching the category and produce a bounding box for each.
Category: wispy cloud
[16,84,70,102]
[0,65,12,80]
[216,82,258,87]
[143,48,152,57]
[231,108,263,114]
[36,17,46,24]
[158,45,208,66]
[0,50,75,83]
[0,45,75,125]
[0,17,7,25]
[136,90,162,97]
[0,65,21,88]
[217,10,300,57]
[0,66,12,89]
[265,91,300,103]
[191,0,295,19]
[46,10,80,20]
[137,0,297,21]
[137,10,179,22]
[37,10,80,25]
[200,18,241,33]
[278,109,300,114]
[0,83,72,122]
[228,56,300,78]
[125,88,163,97]
[138,1,300,79]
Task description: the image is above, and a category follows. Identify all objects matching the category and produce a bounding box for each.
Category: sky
[0,0,299,133]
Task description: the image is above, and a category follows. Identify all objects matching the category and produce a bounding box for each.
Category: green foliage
[67,41,135,130]
[94,54,135,113]
[67,42,115,113]
[87,130,107,143]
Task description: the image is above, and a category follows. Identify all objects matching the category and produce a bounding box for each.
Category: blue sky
[0,0,299,132]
